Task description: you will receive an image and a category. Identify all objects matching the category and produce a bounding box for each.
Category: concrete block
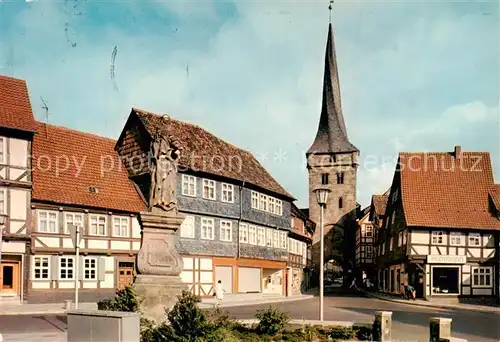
[429,317,452,342]
[67,310,140,342]
[375,311,392,342]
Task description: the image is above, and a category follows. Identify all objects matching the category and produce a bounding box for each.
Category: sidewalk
[362,290,500,313]
[198,292,316,309]
[0,302,97,316]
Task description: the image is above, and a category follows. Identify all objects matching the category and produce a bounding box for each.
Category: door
[0,263,19,294]
[215,266,233,294]
[238,267,261,293]
[118,262,134,290]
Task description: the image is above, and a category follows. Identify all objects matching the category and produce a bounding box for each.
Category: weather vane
[329,0,334,23]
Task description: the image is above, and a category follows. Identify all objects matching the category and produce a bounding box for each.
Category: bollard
[429,317,452,342]
[374,311,392,342]
[64,300,73,310]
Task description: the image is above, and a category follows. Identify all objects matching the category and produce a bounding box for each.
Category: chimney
[454,145,462,159]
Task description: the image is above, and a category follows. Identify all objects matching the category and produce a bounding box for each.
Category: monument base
[134,274,187,323]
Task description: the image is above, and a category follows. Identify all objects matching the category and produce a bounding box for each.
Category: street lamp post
[313,187,330,322]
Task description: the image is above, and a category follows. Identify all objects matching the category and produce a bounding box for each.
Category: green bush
[355,325,373,341]
[372,317,382,341]
[207,307,235,328]
[97,286,141,312]
[167,290,209,341]
[330,326,356,341]
[255,306,289,336]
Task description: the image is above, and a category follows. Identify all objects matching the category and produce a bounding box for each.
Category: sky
[0,0,498,209]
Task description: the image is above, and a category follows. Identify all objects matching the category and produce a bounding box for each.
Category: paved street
[0,292,497,342]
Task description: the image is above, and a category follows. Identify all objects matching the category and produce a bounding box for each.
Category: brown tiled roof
[32,123,146,213]
[0,75,37,132]
[132,108,294,199]
[372,195,389,217]
[399,151,500,230]
[488,185,500,211]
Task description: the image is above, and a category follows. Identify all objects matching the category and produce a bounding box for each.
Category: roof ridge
[0,74,26,83]
[35,121,116,143]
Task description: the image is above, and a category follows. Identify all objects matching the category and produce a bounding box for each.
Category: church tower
[306,22,359,266]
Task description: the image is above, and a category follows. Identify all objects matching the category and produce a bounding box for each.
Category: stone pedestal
[429,317,452,342]
[133,210,187,323]
[375,311,392,342]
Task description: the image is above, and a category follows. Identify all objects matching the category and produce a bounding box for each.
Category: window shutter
[98,257,106,282]
[79,256,85,280]
[50,255,59,281]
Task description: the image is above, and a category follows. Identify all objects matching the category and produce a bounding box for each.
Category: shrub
[300,324,318,340]
[372,317,382,341]
[207,307,235,328]
[167,290,209,341]
[97,285,141,312]
[355,325,373,341]
[255,306,289,336]
[330,326,356,341]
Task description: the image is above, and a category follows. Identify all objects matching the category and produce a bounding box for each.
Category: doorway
[118,262,134,290]
[0,262,20,295]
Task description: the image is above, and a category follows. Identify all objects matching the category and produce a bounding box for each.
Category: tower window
[337,172,344,184]
[338,197,343,209]
[321,173,329,185]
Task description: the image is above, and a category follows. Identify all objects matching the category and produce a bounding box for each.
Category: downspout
[237,180,245,259]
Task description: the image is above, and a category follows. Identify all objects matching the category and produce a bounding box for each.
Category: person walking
[349,277,358,291]
[215,280,226,308]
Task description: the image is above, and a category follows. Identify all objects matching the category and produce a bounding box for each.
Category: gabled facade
[0,75,38,302]
[115,108,296,297]
[377,146,499,299]
[306,23,359,271]
[355,207,375,281]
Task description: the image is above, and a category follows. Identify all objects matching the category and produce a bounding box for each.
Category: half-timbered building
[378,146,499,299]
[0,75,38,303]
[355,206,375,282]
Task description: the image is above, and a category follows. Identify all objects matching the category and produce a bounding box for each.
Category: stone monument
[134,132,187,323]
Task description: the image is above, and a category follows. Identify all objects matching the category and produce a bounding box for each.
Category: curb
[199,294,315,309]
[362,291,500,313]
[236,318,367,328]
[0,310,67,316]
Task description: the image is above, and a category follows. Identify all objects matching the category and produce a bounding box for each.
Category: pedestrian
[215,280,226,308]
[349,277,358,291]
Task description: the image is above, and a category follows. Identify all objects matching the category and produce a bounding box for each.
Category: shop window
[432,267,459,294]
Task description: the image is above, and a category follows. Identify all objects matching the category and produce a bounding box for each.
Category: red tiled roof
[132,108,294,199]
[399,150,500,230]
[32,123,146,213]
[0,75,37,132]
[488,185,500,211]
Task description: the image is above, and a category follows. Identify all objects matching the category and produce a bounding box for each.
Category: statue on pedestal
[134,132,187,323]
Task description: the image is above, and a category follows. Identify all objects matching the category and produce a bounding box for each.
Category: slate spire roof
[307,23,358,155]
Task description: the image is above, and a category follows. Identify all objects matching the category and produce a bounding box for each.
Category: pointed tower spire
[307,19,358,155]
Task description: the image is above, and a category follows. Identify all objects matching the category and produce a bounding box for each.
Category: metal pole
[319,204,324,321]
[74,225,80,310]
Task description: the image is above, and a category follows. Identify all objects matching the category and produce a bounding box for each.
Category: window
[180,216,195,238]
[38,210,58,233]
[239,223,248,243]
[389,237,393,251]
[392,189,399,203]
[220,220,232,242]
[366,225,373,237]
[112,217,129,237]
[450,232,464,246]
[84,258,97,280]
[468,233,481,246]
[338,197,343,209]
[268,197,275,214]
[275,200,282,216]
[202,179,216,200]
[222,183,234,203]
[251,191,259,209]
[366,246,373,258]
[0,188,5,214]
[431,231,445,245]
[266,229,273,247]
[60,257,74,280]
[0,137,5,164]
[89,215,107,236]
[201,218,214,240]
[273,230,279,248]
[248,225,257,245]
[259,194,267,211]
[337,172,344,184]
[257,227,266,246]
[33,256,50,279]
[321,173,329,185]
[279,231,287,249]
[398,231,403,246]
[402,230,407,245]
[182,175,196,197]
[472,267,492,287]
[297,240,302,255]
[65,213,84,234]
